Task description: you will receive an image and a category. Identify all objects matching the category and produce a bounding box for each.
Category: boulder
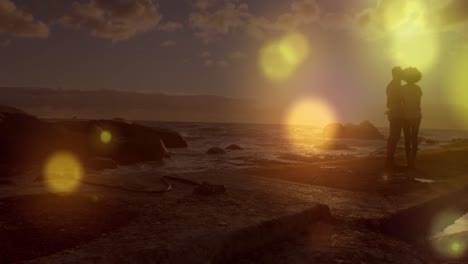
[323,121,384,140]
[0,108,91,171]
[0,106,169,175]
[57,119,167,164]
[226,144,243,150]
[150,127,188,148]
[206,147,226,155]
[60,120,187,149]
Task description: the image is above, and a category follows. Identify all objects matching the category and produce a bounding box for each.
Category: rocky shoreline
[2,106,468,263]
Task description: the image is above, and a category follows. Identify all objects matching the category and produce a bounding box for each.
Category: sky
[1,0,468,127]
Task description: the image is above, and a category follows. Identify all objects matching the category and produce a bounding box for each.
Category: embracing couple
[386,66,423,171]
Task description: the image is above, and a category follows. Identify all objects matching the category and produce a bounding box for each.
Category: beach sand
[1,144,468,263]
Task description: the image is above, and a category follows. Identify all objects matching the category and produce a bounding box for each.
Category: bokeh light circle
[259,33,310,81]
[100,130,112,144]
[431,210,468,259]
[284,98,337,151]
[44,152,83,193]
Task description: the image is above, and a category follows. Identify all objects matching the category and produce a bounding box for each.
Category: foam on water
[133,122,468,174]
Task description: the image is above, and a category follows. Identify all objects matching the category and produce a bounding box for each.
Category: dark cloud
[190,0,319,41]
[60,0,162,41]
[158,21,183,32]
[0,0,50,38]
[193,0,218,10]
[189,1,249,41]
[438,0,468,26]
[160,39,175,47]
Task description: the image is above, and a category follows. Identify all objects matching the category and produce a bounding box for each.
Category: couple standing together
[386,66,423,170]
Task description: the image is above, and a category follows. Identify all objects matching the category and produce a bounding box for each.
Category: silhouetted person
[401,67,423,169]
[386,66,404,169]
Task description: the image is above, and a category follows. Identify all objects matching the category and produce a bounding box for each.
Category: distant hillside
[0,87,466,130]
[0,87,279,124]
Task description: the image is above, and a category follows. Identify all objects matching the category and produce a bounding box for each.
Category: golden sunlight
[44,152,83,194]
[383,0,426,31]
[448,48,468,129]
[284,98,336,151]
[388,0,439,72]
[286,98,336,127]
[259,33,310,81]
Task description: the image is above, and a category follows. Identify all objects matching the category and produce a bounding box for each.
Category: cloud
[158,21,183,32]
[247,0,319,39]
[0,38,11,46]
[60,0,162,41]
[437,0,468,26]
[204,59,213,66]
[194,0,218,10]
[217,60,228,67]
[0,0,50,38]
[190,0,320,42]
[161,40,176,47]
[230,51,246,60]
[200,51,211,58]
[354,0,468,39]
[319,12,354,31]
[190,1,249,42]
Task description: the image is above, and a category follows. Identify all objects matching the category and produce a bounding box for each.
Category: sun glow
[44,152,83,194]
[284,98,337,150]
[448,48,468,129]
[286,98,336,127]
[387,0,439,72]
[259,33,310,81]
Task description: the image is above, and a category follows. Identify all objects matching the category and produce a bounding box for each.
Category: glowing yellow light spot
[100,130,112,144]
[390,28,438,72]
[451,241,462,253]
[285,98,337,151]
[431,210,467,258]
[286,98,336,127]
[448,48,468,129]
[44,152,82,194]
[387,0,439,72]
[383,0,426,31]
[259,33,310,81]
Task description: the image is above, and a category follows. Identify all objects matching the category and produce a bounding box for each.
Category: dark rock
[317,141,353,151]
[0,107,91,171]
[323,121,384,140]
[226,144,243,150]
[57,119,167,164]
[193,182,226,195]
[150,127,188,148]
[87,157,118,170]
[206,147,226,155]
[0,106,169,175]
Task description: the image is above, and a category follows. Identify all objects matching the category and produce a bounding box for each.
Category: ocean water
[134,121,468,175]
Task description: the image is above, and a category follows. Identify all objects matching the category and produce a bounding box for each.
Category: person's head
[392,66,403,80]
[403,67,422,84]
